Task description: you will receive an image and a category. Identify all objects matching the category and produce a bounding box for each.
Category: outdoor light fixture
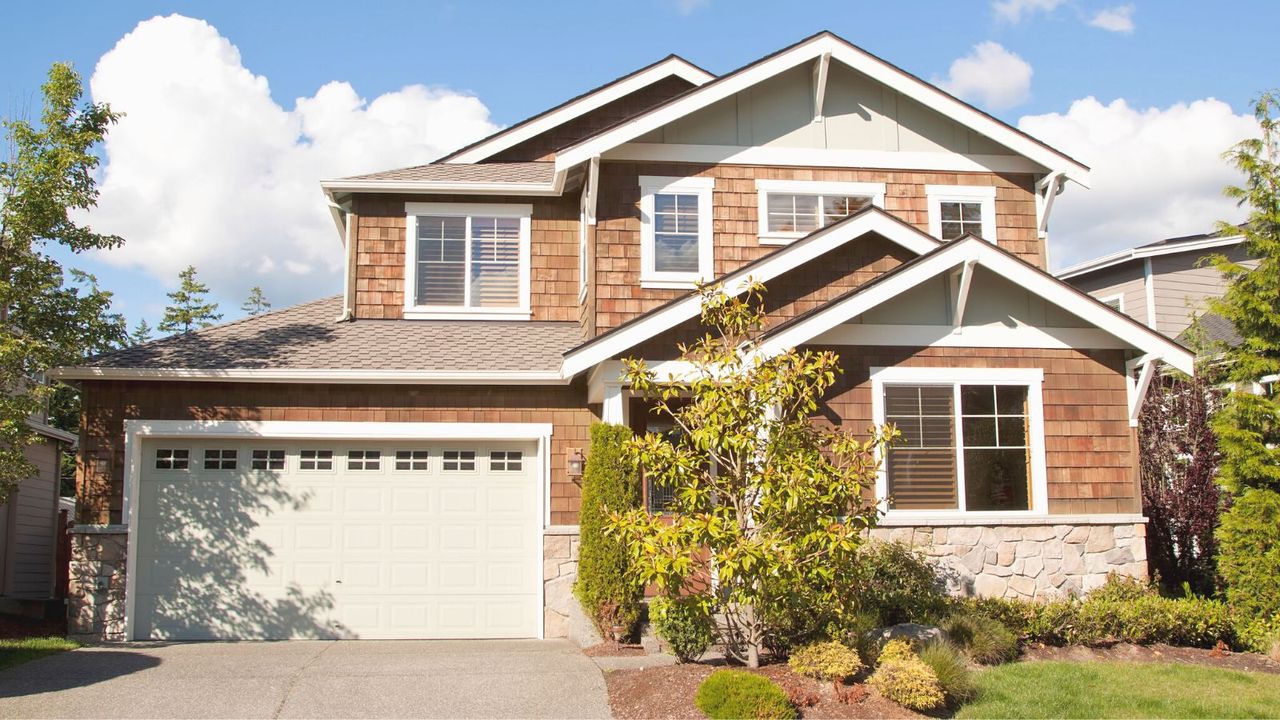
[567,448,586,480]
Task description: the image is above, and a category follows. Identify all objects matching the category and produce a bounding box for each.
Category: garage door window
[443,450,476,471]
[347,450,381,470]
[395,450,430,471]
[154,448,189,470]
[203,449,237,470]
[299,449,333,470]
[489,451,522,471]
[251,449,285,471]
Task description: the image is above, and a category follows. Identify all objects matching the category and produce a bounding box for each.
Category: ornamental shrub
[1217,488,1280,622]
[852,541,948,626]
[876,639,914,665]
[573,423,643,640]
[918,639,977,705]
[869,652,945,711]
[695,670,797,720]
[650,595,715,662]
[942,613,1019,664]
[787,640,862,682]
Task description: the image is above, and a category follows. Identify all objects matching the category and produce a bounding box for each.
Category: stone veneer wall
[543,530,601,647]
[869,521,1148,600]
[67,526,128,641]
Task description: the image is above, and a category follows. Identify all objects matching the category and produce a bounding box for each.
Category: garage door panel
[134,439,539,640]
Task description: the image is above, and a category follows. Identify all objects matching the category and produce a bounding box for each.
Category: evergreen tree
[159,265,221,334]
[241,286,270,316]
[129,318,153,345]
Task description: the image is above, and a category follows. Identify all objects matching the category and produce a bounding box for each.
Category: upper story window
[926,185,997,243]
[404,202,532,320]
[755,180,886,245]
[639,176,714,289]
[872,366,1046,516]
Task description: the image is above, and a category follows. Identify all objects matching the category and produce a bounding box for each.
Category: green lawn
[0,636,80,673]
[957,661,1280,719]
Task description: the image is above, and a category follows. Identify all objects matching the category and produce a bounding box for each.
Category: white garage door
[132,438,540,640]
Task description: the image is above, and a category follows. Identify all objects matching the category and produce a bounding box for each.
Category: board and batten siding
[0,441,62,599]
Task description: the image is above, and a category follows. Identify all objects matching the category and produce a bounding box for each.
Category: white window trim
[578,193,589,304]
[754,179,886,245]
[869,366,1049,521]
[1098,293,1125,314]
[403,201,533,320]
[925,185,997,244]
[639,175,715,289]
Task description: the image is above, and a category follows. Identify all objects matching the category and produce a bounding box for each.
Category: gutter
[317,171,566,197]
[47,367,571,386]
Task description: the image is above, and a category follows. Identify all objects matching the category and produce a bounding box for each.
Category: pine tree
[159,265,222,335]
[129,318,154,345]
[241,286,271,316]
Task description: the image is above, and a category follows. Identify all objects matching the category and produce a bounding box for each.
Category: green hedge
[1218,488,1280,622]
[695,670,797,720]
[573,423,642,639]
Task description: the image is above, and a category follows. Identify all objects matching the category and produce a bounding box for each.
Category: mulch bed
[605,659,926,719]
[1020,642,1280,675]
[0,613,65,641]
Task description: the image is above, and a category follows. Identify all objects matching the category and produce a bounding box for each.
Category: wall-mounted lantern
[567,448,586,482]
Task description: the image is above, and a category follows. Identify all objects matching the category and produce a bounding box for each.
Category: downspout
[328,199,356,323]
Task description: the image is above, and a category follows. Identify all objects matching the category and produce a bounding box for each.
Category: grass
[0,636,80,673]
[957,661,1280,719]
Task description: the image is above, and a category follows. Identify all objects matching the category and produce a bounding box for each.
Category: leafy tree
[0,63,126,503]
[608,282,891,667]
[573,423,643,640]
[129,318,153,345]
[159,265,221,334]
[241,286,270,316]
[1137,371,1222,595]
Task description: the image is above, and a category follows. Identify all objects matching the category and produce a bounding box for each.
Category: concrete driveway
[0,639,611,719]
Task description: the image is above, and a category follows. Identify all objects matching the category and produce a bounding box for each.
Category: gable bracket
[584,155,601,225]
[812,51,831,122]
[1125,353,1158,427]
[952,259,977,331]
[1036,171,1065,238]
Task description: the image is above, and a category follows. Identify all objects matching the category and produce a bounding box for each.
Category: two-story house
[54,32,1192,643]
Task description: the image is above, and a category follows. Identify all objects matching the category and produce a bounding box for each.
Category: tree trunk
[744,603,760,668]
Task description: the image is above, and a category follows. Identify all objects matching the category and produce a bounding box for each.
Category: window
[1099,294,1124,313]
[155,448,189,470]
[643,418,682,513]
[404,202,531,320]
[203,449,237,470]
[489,450,523,471]
[926,185,997,242]
[442,450,476,472]
[639,176,714,288]
[251,449,285,471]
[347,450,381,471]
[872,367,1045,515]
[395,450,430,471]
[755,180,886,244]
[299,449,333,471]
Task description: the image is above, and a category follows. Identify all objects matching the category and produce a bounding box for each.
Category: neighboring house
[0,410,76,612]
[53,32,1193,643]
[1057,230,1260,345]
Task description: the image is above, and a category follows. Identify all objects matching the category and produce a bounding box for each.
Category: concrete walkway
[0,639,611,719]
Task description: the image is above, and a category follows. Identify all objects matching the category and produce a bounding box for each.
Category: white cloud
[1018,97,1256,269]
[992,0,1064,23]
[1089,4,1135,33]
[938,42,1033,111]
[85,15,499,308]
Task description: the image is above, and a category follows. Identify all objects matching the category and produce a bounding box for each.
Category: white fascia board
[27,419,77,444]
[556,35,1089,185]
[445,57,714,165]
[1056,234,1245,279]
[760,237,1196,374]
[813,324,1132,350]
[317,177,563,197]
[560,209,941,378]
[605,144,1045,175]
[122,419,554,441]
[49,367,570,385]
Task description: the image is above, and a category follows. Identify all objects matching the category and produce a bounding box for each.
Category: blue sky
[1,1,1275,332]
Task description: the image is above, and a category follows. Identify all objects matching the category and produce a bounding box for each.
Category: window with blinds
[415,214,522,308]
[765,192,872,236]
[884,385,958,510]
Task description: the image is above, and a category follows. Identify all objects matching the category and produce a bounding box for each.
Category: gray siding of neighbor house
[1151,245,1259,338]
[1065,261,1150,327]
[0,441,61,599]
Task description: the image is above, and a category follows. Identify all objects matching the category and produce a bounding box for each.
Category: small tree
[129,318,153,345]
[241,286,271,316]
[1138,370,1222,595]
[608,282,891,667]
[159,265,221,334]
[573,423,643,640]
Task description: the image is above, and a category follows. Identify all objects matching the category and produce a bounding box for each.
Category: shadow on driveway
[0,650,161,699]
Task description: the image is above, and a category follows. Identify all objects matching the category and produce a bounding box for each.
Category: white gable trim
[555,34,1089,186]
[561,208,941,378]
[758,237,1195,374]
[1056,234,1245,280]
[443,57,714,164]
[604,143,1045,175]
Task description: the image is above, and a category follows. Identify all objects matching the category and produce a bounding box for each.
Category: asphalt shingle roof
[1179,311,1243,350]
[340,162,555,184]
[84,296,583,373]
